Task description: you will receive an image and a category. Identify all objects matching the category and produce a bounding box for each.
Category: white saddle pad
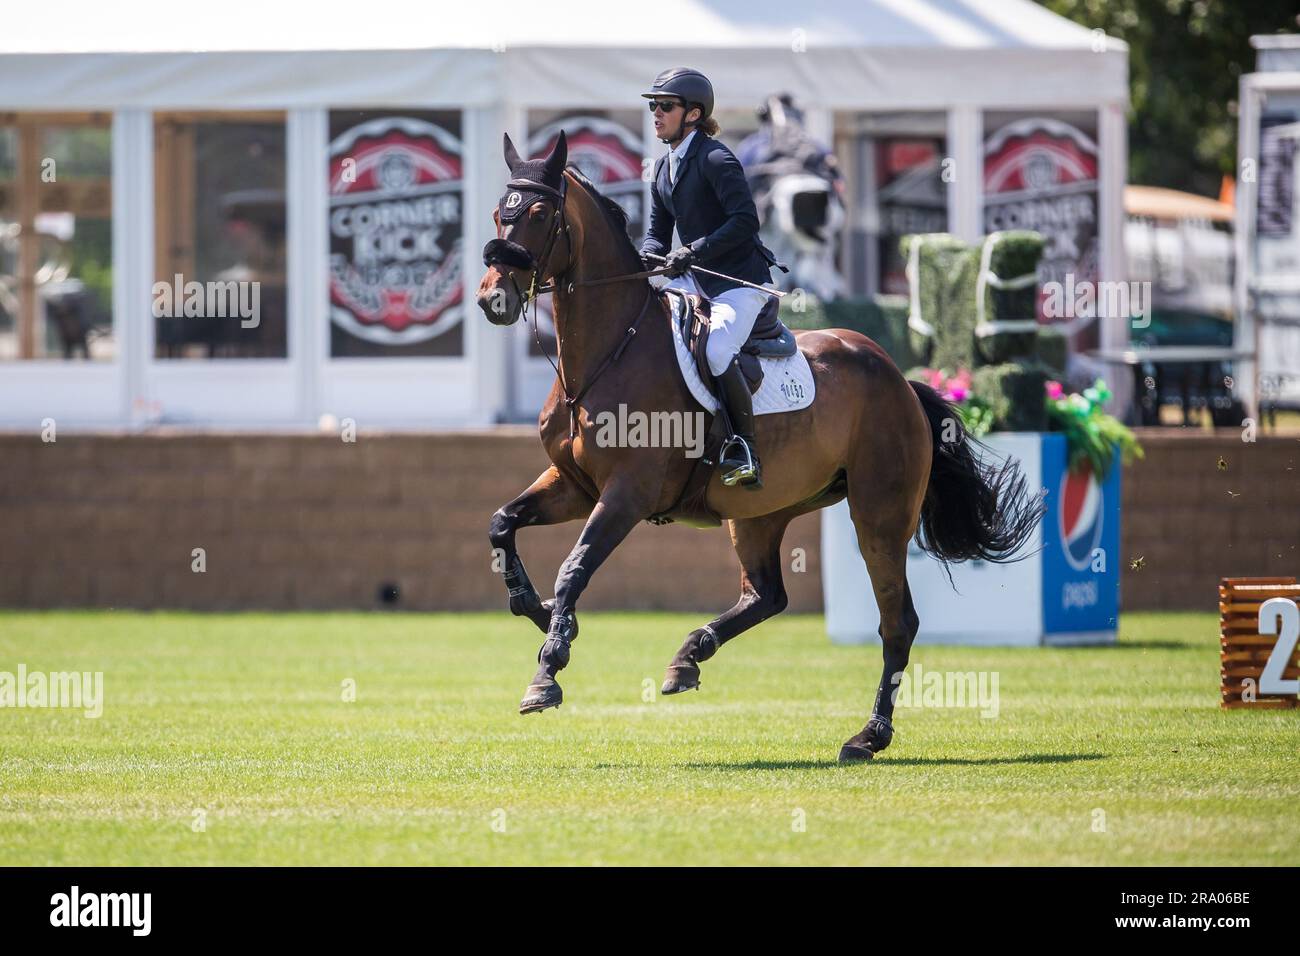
[666,294,816,416]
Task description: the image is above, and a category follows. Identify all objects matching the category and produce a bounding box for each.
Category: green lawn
[0,610,1296,866]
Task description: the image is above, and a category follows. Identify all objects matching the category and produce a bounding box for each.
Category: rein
[550,286,656,439]
[488,172,667,439]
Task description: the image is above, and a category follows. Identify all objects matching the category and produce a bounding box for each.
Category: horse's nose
[477,279,519,325]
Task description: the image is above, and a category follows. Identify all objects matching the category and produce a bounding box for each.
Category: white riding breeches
[660,272,772,376]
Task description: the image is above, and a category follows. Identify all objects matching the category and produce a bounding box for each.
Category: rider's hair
[695,115,721,137]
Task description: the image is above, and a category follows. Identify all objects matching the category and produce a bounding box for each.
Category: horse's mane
[564,164,644,272]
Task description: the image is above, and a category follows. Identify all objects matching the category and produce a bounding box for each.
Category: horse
[476,130,1040,762]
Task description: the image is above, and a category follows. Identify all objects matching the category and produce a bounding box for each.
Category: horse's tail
[908,380,1043,573]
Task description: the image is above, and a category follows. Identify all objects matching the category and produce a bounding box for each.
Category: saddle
[649,289,799,529]
[661,289,798,399]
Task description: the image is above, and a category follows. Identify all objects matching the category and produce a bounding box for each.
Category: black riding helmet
[641,67,714,130]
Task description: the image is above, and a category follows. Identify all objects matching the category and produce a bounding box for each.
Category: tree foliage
[1040,1,1299,197]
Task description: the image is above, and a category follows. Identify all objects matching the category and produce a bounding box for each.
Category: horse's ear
[503,132,522,171]
[543,129,567,180]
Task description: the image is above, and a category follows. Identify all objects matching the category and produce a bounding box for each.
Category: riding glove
[664,246,696,277]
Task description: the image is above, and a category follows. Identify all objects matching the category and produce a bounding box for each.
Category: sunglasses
[648,100,682,113]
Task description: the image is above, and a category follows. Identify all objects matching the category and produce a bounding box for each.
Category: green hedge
[972,362,1049,432]
[900,234,976,371]
[777,231,1064,436]
[780,294,918,368]
[1035,326,1068,378]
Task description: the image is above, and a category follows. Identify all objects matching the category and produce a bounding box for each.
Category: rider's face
[652,99,700,143]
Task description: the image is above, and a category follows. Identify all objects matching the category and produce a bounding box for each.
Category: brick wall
[0,428,1295,613]
[1118,431,1300,610]
[0,428,822,614]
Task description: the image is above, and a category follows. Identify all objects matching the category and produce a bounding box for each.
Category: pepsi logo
[1059,464,1103,572]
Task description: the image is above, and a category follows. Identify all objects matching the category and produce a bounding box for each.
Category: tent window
[0,113,113,361]
[843,112,948,298]
[153,111,288,360]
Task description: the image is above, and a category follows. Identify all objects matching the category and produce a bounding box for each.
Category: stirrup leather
[714,356,761,488]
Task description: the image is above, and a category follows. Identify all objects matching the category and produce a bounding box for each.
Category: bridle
[482,171,671,438]
[486,174,573,301]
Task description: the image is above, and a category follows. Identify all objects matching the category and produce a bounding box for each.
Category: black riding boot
[714,356,762,488]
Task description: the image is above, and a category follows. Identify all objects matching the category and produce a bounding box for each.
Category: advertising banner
[1040,432,1121,640]
[983,113,1101,353]
[328,111,465,357]
[823,432,1119,646]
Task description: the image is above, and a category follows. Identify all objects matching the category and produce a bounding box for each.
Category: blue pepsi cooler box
[822,432,1120,646]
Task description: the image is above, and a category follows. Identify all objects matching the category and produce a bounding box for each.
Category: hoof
[519,680,563,715]
[837,742,876,763]
[838,716,893,762]
[661,662,701,695]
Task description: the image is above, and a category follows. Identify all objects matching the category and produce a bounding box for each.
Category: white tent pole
[114,109,153,426]
[470,103,512,423]
[502,99,529,420]
[947,105,981,243]
[287,108,328,425]
[1235,76,1262,422]
[1099,100,1132,415]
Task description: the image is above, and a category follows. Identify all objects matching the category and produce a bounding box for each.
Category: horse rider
[639,67,781,489]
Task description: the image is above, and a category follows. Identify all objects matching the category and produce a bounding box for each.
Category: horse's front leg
[489,467,593,633]
[520,489,645,714]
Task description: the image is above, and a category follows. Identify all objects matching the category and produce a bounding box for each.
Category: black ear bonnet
[484,131,568,271]
[498,157,563,224]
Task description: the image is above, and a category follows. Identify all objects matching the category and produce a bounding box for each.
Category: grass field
[1,609,1297,866]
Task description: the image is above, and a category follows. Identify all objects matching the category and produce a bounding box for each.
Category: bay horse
[477,131,1040,762]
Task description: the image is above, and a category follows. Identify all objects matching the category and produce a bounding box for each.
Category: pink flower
[947,385,968,403]
[925,368,946,390]
[1045,380,1064,400]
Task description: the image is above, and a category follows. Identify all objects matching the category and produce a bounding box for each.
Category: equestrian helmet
[641,67,714,121]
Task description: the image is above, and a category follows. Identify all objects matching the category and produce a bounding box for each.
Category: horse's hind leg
[838,504,921,763]
[661,511,792,694]
[489,467,593,633]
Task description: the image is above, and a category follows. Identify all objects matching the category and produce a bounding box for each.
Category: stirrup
[719,436,760,487]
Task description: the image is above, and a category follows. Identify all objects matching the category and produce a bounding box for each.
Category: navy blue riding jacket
[640,133,779,298]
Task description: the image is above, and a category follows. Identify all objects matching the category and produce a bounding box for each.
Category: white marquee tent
[2,0,1126,109]
[0,0,1129,427]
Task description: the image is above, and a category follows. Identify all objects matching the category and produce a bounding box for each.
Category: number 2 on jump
[1258,598,1300,697]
